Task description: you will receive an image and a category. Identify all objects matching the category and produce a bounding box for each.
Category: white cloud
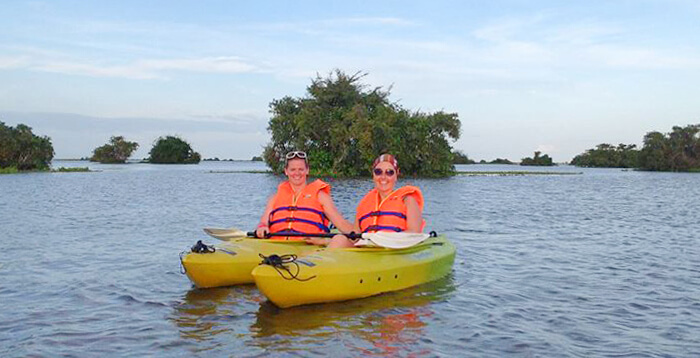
[26,56,261,79]
[0,56,29,69]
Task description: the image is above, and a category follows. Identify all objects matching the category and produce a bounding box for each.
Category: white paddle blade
[363,232,430,249]
[203,227,248,240]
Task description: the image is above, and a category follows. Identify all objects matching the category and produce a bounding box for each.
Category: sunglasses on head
[285,151,307,160]
[373,168,396,176]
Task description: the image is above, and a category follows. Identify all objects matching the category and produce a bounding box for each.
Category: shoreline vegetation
[570,124,700,172]
[2,72,699,175]
[207,169,581,176]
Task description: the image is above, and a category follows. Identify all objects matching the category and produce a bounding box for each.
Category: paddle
[202,227,431,249]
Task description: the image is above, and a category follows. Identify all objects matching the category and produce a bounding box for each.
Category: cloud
[321,17,416,27]
[0,56,29,69]
[22,56,261,79]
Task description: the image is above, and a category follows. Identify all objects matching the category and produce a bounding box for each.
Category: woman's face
[372,161,397,193]
[284,158,309,186]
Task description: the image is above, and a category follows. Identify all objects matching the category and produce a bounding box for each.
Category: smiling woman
[254,150,354,241]
[328,153,425,248]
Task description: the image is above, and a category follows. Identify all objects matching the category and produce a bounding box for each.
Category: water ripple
[1,163,700,357]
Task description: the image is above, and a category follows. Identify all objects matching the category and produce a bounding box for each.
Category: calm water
[1,161,698,357]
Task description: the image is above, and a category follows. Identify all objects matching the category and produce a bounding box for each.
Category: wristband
[257,223,267,228]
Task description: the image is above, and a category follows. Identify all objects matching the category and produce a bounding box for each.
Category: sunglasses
[373,168,396,176]
[285,151,307,160]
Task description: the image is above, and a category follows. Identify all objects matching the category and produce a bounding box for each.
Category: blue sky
[1,0,699,161]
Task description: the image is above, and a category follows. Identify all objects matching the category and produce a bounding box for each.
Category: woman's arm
[404,195,423,233]
[317,191,353,233]
[255,194,276,238]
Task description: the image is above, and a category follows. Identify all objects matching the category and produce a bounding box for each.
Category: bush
[148,136,201,164]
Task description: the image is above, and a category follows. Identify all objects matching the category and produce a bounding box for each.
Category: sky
[1,0,699,161]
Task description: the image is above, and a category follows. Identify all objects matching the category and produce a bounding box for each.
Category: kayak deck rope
[258,253,316,282]
[191,240,216,253]
[180,240,216,274]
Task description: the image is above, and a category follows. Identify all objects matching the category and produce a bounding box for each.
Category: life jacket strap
[269,217,331,233]
[362,225,403,233]
[358,211,407,226]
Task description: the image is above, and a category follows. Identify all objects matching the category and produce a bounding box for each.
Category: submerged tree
[520,151,555,166]
[148,136,201,164]
[90,136,139,164]
[263,70,461,177]
[571,143,639,168]
[453,150,475,164]
[638,124,700,171]
[0,121,54,171]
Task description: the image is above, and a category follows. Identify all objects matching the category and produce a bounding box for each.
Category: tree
[453,150,475,164]
[571,143,639,168]
[638,124,700,171]
[148,136,201,164]
[263,70,461,177]
[0,121,54,171]
[90,136,139,164]
[520,151,555,166]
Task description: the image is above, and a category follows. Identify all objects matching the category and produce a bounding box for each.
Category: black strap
[191,240,215,253]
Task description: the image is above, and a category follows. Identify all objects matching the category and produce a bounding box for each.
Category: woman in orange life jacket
[314,153,424,248]
[255,151,353,241]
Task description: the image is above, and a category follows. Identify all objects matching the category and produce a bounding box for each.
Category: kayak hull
[251,235,456,308]
[181,238,319,288]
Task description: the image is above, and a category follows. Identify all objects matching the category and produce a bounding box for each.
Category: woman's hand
[255,226,269,239]
[326,234,356,248]
[304,237,330,246]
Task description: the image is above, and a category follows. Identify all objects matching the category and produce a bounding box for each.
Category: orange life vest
[268,179,331,237]
[356,186,424,233]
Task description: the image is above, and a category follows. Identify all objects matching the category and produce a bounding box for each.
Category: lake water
[1,161,698,357]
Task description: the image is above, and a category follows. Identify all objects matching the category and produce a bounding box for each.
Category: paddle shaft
[247,231,361,240]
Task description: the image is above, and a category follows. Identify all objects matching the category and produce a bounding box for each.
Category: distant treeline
[1,120,204,172]
[452,151,551,166]
[90,135,200,164]
[572,124,700,171]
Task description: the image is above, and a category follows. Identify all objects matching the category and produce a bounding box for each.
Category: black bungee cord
[258,253,316,282]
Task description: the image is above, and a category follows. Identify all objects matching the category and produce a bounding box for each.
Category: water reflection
[250,275,456,355]
[170,276,455,355]
[171,285,264,342]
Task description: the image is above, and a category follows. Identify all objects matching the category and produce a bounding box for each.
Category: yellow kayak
[181,238,320,288]
[251,234,455,308]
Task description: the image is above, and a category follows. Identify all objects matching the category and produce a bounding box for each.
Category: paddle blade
[362,232,430,249]
[203,227,248,240]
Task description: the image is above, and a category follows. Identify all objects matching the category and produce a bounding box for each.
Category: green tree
[148,136,201,164]
[638,124,700,171]
[90,136,139,164]
[453,150,475,164]
[571,143,639,168]
[263,70,461,177]
[0,121,54,171]
[520,151,555,166]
